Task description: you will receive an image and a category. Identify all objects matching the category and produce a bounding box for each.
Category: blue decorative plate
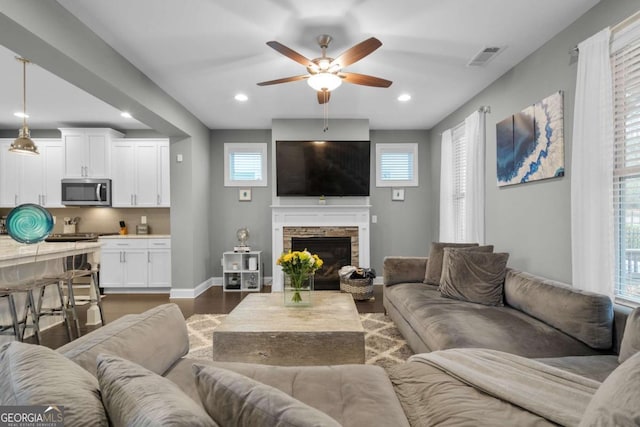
[6,203,54,244]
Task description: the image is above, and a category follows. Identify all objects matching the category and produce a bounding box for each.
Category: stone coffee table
[212,292,365,366]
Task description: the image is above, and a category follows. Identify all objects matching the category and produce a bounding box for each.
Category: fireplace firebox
[292,237,351,290]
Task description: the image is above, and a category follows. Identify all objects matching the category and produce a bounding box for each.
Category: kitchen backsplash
[0,207,170,235]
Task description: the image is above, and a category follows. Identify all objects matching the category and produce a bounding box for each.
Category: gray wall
[210,130,273,277]
[210,125,433,279]
[429,0,640,283]
[370,130,433,271]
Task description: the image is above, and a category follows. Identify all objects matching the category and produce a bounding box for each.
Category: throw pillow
[0,341,108,426]
[96,354,217,427]
[439,248,510,306]
[192,364,342,427]
[619,307,640,363]
[424,242,480,285]
[579,351,640,427]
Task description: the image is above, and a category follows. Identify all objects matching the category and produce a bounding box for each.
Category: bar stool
[0,281,44,343]
[36,279,76,342]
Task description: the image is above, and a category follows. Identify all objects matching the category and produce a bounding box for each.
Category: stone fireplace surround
[271,205,370,292]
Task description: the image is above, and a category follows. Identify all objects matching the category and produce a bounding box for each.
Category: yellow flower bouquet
[276,250,323,303]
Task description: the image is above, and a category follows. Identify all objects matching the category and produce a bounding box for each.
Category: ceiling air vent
[467,46,505,67]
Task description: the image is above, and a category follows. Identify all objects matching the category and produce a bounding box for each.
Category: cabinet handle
[130,194,134,205]
[134,194,137,205]
[42,195,46,206]
[148,252,151,263]
[14,195,17,206]
[123,252,126,263]
[157,194,160,205]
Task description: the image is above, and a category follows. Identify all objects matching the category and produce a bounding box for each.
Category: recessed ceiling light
[397,94,411,102]
[234,93,248,102]
[14,112,29,118]
[120,112,133,118]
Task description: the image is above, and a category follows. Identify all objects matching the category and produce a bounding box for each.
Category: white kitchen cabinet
[111,139,170,207]
[0,139,64,207]
[99,237,171,289]
[61,128,123,178]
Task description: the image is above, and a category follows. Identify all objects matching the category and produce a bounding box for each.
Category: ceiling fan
[257,34,392,104]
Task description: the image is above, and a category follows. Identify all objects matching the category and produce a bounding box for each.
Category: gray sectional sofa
[1,282,638,426]
[383,256,631,381]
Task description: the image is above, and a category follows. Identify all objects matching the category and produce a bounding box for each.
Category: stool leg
[7,294,21,341]
[65,279,81,338]
[91,271,105,325]
[26,290,41,344]
[51,282,73,342]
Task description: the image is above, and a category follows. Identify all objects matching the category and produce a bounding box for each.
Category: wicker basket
[340,277,374,301]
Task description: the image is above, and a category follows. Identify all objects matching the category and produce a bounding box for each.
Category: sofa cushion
[439,249,508,306]
[504,269,613,349]
[619,307,640,363]
[424,242,479,284]
[384,283,602,357]
[193,364,341,427]
[579,352,640,426]
[97,354,217,427]
[165,359,410,427]
[58,303,189,376]
[0,342,108,426]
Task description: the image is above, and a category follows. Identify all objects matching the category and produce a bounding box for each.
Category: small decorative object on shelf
[277,250,323,306]
[234,227,251,252]
[318,195,326,205]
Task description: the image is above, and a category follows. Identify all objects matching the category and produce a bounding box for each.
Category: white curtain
[464,110,486,244]
[439,129,455,241]
[571,28,614,298]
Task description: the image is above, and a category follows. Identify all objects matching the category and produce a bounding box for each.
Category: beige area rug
[186,312,413,369]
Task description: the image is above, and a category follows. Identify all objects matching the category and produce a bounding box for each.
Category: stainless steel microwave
[61,178,112,206]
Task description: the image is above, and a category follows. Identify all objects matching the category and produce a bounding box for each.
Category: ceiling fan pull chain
[323,92,329,132]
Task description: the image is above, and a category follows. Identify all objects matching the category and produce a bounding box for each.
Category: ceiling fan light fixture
[307,72,342,92]
[10,57,38,156]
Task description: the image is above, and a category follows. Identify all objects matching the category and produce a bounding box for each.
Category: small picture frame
[239,188,252,201]
[392,188,405,201]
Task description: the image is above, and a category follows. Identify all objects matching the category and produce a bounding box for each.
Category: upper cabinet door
[42,140,64,207]
[158,142,171,207]
[63,133,86,178]
[61,128,122,178]
[111,140,136,207]
[134,142,159,207]
[0,139,21,207]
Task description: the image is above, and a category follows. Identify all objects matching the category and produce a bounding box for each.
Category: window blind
[230,151,263,181]
[452,123,467,242]
[380,152,414,181]
[612,24,640,302]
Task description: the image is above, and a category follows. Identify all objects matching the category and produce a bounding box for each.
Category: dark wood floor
[32,285,385,350]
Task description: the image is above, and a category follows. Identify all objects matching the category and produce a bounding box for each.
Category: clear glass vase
[283,273,314,306]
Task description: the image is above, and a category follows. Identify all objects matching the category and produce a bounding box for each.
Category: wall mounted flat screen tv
[276,140,371,197]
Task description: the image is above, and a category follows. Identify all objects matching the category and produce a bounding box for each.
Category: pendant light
[9,57,38,155]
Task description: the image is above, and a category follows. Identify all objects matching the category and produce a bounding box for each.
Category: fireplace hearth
[292,237,351,290]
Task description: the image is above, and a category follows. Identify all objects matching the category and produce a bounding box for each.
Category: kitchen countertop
[98,234,171,239]
[0,239,102,267]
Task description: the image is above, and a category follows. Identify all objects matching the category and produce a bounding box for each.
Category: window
[613,23,640,302]
[451,124,467,241]
[375,143,418,187]
[224,143,267,187]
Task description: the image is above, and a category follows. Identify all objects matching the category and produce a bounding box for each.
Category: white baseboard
[169,278,216,299]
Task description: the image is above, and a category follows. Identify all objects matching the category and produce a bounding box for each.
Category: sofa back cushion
[579,352,640,427]
[504,269,613,349]
[58,303,189,376]
[424,242,480,285]
[0,342,108,426]
[439,249,509,306]
[619,307,640,363]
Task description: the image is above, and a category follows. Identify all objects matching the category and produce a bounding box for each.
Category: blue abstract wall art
[496,91,565,186]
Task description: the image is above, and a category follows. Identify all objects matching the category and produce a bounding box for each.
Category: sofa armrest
[383,256,428,286]
[57,303,189,377]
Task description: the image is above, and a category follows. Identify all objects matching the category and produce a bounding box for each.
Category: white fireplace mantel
[271,205,371,291]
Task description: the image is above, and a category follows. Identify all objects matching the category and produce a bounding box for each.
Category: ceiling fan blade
[266,41,317,70]
[317,91,331,104]
[257,75,309,86]
[340,72,392,88]
[331,37,382,68]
